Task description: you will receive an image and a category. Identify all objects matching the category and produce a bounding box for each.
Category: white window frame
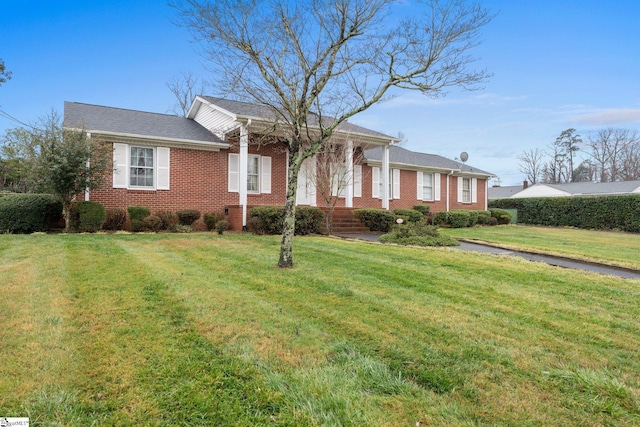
[129,146,155,188]
[113,143,170,190]
[247,155,260,193]
[374,167,400,199]
[228,153,272,194]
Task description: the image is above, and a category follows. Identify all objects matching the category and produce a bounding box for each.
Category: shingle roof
[64,102,225,144]
[200,96,396,140]
[364,145,494,176]
[488,185,524,199]
[546,180,640,195]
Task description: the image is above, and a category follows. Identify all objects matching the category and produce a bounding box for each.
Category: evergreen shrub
[176,209,201,226]
[0,194,62,233]
[69,201,106,233]
[353,208,396,232]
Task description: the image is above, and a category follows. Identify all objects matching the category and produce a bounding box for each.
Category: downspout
[240,119,252,230]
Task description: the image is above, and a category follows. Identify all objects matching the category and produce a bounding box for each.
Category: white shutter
[228,153,239,192]
[457,177,463,203]
[471,178,478,203]
[434,173,441,201]
[372,166,380,198]
[392,168,400,199]
[416,171,423,201]
[112,143,128,188]
[354,164,362,198]
[261,156,271,194]
[156,147,170,190]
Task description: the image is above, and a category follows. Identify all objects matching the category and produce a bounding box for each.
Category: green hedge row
[490,195,640,232]
[0,194,62,233]
[248,206,324,235]
[433,209,497,228]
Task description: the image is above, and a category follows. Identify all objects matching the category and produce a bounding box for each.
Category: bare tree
[517,147,545,185]
[173,0,494,267]
[166,71,208,116]
[309,141,365,234]
[587,128,639,182]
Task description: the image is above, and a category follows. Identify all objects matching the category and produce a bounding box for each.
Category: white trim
[113,143,128,188]
[156,147,170,190]
[354,164,362,198]
[372,166,380,198]
[345,140,353,207]
[228,153,239,193]
[471,178,478,204]
[392,168,400,199]
[261,156,272,194]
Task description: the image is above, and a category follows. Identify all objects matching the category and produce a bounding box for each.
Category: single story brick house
[64,97,493,230]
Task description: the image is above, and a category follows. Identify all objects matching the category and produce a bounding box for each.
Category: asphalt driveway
[334,233,640,280]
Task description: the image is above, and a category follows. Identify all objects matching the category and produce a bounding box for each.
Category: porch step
[324,208,370,233]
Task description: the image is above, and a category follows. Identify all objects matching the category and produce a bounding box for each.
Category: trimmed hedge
[489,208,512,225]
[379,221,459,246]
[203,212,225,231]
[69,201,106,233]
[393,208,424,223]
[353,208,396,232]
[128,206,151,232]
[490,194,640,232]
[103,208,127,231]
[248,206,324,235]
[413,205,430,216]
[0,194,62,233]
[176,209,201,226]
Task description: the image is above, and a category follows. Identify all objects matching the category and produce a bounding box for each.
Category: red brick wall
[350,166,487,212]
[91,141,488,230]
[89,141,288,230]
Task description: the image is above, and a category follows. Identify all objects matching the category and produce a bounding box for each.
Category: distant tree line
[518,128,640,184]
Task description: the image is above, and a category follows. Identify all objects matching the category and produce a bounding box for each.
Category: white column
[345,139,353,208]
[239,124,249,228]
[382,144,390,210]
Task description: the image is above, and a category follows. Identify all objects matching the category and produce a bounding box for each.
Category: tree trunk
[278,152,301,268]
[62,200,72,233]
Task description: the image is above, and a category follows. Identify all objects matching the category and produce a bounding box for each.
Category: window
[247,155,260,193]
[113,143,170,190]
[462,177,471,203]
[422,172,433,200]
[130,147,154,187]
[227,153,271,194]
[372,167,399,199]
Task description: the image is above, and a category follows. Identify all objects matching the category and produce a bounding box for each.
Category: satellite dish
[459,151,469,163]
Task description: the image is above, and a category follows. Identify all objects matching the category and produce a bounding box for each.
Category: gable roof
[512,180,640,198]
[64,102,228,149]
[193,96,397,142]
[364,145,494,177]
[488,185,524,200]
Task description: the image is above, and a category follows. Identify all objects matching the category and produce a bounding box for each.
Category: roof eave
[80,130,230,151]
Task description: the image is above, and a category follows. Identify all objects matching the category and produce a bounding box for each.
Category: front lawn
[444,224,640,270]
[1,233,639,425]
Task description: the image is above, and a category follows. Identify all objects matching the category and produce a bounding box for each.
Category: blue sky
[2,1,639,185]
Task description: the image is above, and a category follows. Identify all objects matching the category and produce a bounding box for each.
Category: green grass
[444,224,640,270]
[1,233,639,426]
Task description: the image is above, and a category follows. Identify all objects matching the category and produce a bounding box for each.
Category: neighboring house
[498,181,640,199]
[488,184,527,200]
[64,97,493,230]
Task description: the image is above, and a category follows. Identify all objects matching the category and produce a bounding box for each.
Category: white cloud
[570,109,640,126]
